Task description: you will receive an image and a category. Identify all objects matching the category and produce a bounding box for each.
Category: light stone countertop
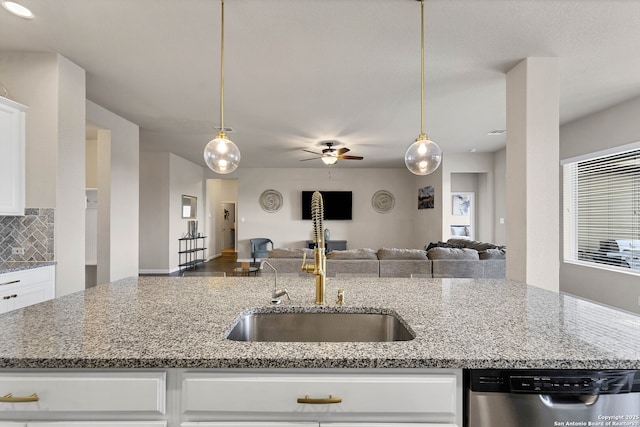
[0,276,638,369]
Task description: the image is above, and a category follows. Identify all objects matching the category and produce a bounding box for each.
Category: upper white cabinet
[0,96,27,216]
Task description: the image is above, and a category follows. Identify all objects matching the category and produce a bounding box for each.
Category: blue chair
[250,238,274,265]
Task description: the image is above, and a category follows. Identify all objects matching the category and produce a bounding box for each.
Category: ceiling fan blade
[336,147,350,155]
[302,149,322,155]
[300,157,322,161]
[337,155,364,160]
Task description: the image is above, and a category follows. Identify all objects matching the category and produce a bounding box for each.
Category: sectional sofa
[261,239,506,279]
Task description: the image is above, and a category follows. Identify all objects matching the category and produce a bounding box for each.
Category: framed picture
[452,193,471,215]
[418,186,434,209]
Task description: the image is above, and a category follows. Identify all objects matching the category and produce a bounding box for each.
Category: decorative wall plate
[371,190,395,213]
[259,189,283,213]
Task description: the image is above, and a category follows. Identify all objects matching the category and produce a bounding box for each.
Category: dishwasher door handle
[539,394,598,407]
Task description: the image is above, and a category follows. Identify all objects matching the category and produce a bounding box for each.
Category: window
[563,147,640,273]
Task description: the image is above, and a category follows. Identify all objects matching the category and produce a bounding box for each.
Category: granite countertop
[0,276,638,369]
[0,261,56,274]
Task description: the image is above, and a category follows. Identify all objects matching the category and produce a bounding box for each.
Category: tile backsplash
[0,208,55,262]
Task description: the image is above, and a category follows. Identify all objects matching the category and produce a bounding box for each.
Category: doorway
[221,202,236,252]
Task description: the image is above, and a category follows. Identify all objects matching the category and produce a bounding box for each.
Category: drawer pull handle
[0,393,39,403]
[2,295,17,300]
[297,394,342,404]
[0,280,20,287]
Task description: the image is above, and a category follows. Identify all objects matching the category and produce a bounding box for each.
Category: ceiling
[2,0,640,170]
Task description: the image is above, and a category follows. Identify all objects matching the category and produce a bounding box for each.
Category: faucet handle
[336,289,344,305]
[301,252,315,273]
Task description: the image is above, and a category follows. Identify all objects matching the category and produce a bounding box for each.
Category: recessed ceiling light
[486,129,506,136]
[2,1,34,19]
[469,148,477,153]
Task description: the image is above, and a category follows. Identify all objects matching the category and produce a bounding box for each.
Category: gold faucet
[302,191,326,305]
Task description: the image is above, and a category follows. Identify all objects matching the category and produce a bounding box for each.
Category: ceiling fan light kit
[204,0,241,175]
[404,0,442,176]
[301,141,363,165]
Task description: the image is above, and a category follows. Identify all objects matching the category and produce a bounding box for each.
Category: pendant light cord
[420,0,425,137]
[220,0,226,134]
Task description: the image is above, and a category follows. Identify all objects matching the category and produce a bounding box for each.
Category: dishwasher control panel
[470,369,639,395]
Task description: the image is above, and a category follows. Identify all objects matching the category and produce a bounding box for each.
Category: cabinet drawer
[0,266,53,288]
[0,372,165,414]
[182,373,457,417]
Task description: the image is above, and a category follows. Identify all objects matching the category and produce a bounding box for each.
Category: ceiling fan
[300,141,364,165]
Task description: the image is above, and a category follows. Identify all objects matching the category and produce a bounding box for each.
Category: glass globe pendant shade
[404,134,442,176]
[204,133,241,174]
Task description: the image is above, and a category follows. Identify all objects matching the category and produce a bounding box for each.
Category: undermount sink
[226,310,415,342]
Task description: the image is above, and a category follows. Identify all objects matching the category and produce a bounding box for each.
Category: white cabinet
[180,370,461,426]
[0,371,166,425]
[0,266,55,314]
[0,96,27,216]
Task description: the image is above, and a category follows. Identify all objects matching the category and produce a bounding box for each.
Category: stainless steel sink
[226,310,415,342]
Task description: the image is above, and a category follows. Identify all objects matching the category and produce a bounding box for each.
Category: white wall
[55,56,87,296]
[139,152,170,272]
[560,95,640,314]
[440,152,495,243]
[411,166,444,248]
[207,179,223,258]
[0,52,86,296]
[169,153,205,270]
[493,148,507,246]
[87,100,139,283]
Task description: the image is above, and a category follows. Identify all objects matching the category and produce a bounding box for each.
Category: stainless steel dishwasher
[467,369,640,427]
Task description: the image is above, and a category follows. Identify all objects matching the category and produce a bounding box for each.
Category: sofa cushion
[268,248,313,258]
[427,247,479,260]
[326,248,378,260]
[377,248,428,260]
[479,248,506,260]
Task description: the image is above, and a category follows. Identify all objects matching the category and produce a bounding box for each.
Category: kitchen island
[0,276,638,369]
[0,276,639,426]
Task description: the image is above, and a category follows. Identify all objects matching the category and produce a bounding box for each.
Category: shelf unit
[179,236,207,273]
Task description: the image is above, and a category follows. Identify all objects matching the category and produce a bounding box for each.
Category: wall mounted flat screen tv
[301,191,352,220]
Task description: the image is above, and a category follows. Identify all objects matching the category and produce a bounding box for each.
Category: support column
[506,58,559,292]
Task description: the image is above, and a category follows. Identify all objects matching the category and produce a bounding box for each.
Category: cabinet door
[0,97,27,216]
[28,423,166,427]
[3,283,49,312]
[181,423,315,427]
[29,423,166,427]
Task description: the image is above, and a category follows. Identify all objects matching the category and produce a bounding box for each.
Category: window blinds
[563,148,640,270]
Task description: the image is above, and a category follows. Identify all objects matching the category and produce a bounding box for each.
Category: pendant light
[204,0,241,174]
[404,0,442,176]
